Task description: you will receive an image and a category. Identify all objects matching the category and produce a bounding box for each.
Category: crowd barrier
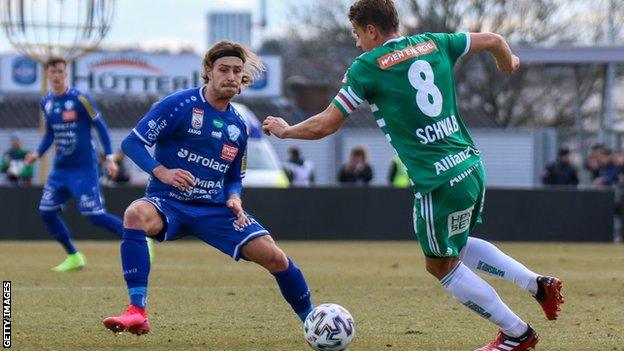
[0,186,614,242]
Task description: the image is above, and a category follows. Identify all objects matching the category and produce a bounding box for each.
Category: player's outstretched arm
[263,104,346,140]
[468,32,520,74]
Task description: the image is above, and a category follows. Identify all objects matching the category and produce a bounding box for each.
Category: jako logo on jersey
[221,145,239,162]
[177,148,230,173]
[227,124,241,141]
[64,100,75,110]
[377,40,438,69]
[147,119,168,141]
[191,108,204,129]
[211,130,222,139]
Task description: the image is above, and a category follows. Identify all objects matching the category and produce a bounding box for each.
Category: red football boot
[533,276,564,320]
[475,325,539,351]
[103,304,150,335]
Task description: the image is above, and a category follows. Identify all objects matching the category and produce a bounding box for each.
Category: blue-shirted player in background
[103,41,313,336]
[25,57,145,272]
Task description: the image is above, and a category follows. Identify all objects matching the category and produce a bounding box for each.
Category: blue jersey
[130,86,248,204]
[39,87,112,169]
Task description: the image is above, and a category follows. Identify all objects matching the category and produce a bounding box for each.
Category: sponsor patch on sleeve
[221,144,239,162]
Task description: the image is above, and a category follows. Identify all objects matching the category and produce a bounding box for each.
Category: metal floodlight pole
[0,0,115,182]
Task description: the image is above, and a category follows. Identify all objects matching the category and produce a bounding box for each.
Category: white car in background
[231,102,289,188]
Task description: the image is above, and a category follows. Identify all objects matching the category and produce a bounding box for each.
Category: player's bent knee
[244,237,288,272]
[268,249,289,272]
[123,202,158,230]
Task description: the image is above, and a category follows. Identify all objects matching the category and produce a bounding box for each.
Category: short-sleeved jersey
[40,87,103,169]
[332,32,480,196]
[132,86,247,204]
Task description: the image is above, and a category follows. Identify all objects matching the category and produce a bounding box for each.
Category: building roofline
[513,45,624,64]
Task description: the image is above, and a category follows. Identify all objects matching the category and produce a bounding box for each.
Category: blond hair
[202,41,265,87]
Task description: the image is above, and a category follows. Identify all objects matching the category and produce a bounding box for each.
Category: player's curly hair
[348,0,399,34]
[202,41,265,87]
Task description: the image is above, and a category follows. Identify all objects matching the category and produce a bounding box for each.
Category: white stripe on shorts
[426,193,442,255]
[233,230,270,261]
[422,194,440,256]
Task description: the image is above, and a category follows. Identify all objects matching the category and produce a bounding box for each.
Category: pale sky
[0,0,297,54]
[0,0,615,54]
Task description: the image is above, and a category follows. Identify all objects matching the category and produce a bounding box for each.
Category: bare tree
[262,0,620,130]
[405,0,601,128]
[260,1,358,90]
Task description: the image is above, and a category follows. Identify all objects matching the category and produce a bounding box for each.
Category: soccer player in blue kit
[103,41,313,335]
[25,57,130,272]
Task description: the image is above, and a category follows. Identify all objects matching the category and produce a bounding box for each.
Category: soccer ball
[303,303,355,351]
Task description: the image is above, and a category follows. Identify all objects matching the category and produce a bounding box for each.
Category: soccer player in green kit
[263,1,563,350]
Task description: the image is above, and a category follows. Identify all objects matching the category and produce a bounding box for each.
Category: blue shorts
[139,196,270,261]
[39,168,105,215]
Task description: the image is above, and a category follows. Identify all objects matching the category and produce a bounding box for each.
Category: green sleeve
[429,32,470,65]
[331,60,369,117]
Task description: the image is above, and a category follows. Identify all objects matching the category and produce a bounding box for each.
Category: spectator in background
[97,153,109,185]
[541,148,578,186]
[98,149,132,185]
[338,146,373,185]
[111,149,131,184]
[0,132,33,186]
[585,143,604,182]
[594,148,620,186]
[284,147,314,187]
[617,153,624,186]
[388,155,410,187]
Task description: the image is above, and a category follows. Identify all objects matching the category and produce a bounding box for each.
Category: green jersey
[333,32,481,196]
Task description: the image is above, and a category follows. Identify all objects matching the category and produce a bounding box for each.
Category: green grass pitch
[1,241,623,350]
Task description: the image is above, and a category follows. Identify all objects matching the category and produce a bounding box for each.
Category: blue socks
[121,228,150,308]
[87,213,123,237]
[272,258,313,322]
[40,210,76,254]
[40,211,123,255]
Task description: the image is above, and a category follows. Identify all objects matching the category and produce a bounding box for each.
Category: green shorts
[413,162,485,258]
